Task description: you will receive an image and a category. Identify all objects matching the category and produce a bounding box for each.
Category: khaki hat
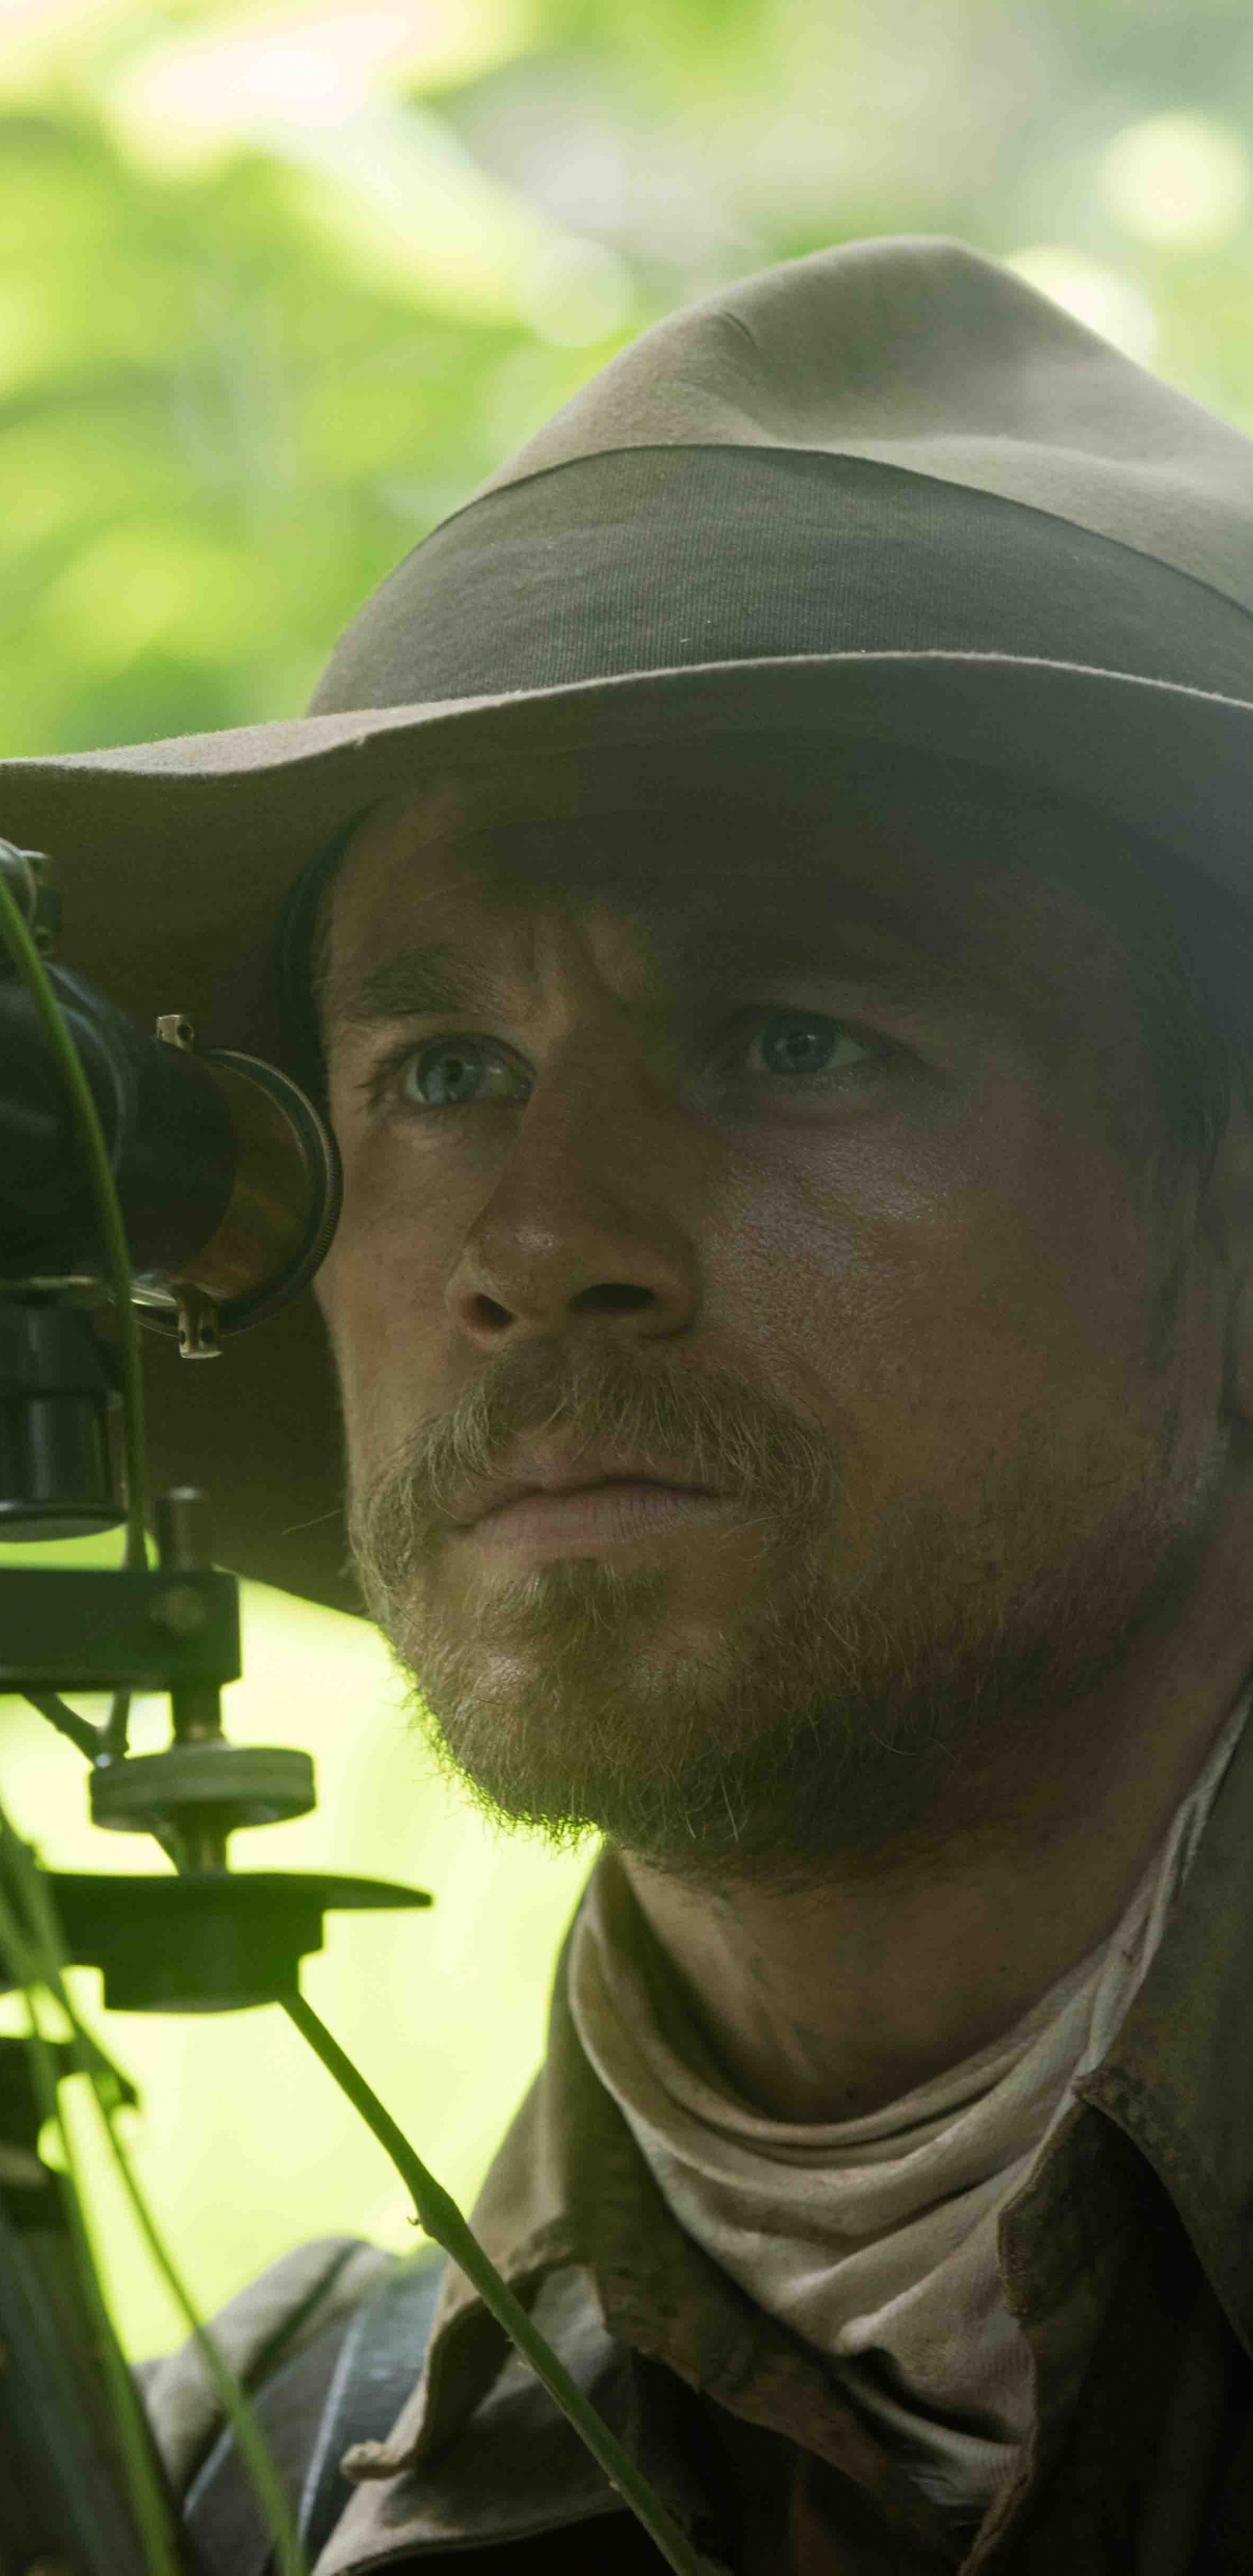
[3,231,1252,1612]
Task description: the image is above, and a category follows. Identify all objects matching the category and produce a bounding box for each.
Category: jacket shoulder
[140,2234,396,2501]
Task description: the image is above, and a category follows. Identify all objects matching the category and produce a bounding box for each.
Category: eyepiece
[0,965,339,1346]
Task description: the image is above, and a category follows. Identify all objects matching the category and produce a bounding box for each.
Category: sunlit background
[2,0,1253,2355]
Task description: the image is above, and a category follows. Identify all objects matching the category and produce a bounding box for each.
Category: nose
[446,1066,700,1351]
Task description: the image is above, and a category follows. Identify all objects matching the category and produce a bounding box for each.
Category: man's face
[315,752,1232,1884]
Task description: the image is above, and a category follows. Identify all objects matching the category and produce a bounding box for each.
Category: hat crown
[466,234,1253,616]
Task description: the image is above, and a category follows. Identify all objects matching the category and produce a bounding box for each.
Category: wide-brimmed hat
[3,231,1253,1612]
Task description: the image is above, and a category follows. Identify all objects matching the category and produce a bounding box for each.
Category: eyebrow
[321,909,962,1039]
[322,944,522,1034]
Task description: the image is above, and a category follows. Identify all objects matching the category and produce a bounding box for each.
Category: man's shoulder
[140,2237,651,2576]
[141,2233,398,2502]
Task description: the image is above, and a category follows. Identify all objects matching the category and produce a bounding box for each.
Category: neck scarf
[569,1701,1248,2521]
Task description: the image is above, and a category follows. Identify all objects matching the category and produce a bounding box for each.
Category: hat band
[313,447,1253,719]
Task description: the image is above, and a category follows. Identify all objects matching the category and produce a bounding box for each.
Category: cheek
[700,1111,1183,1518]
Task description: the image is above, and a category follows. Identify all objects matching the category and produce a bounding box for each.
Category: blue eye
[400,1039,528,1107]
[747,1010,871,1077]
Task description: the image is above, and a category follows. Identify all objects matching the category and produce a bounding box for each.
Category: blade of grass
[0,1870,181,2573]
[86,2063,311,2576]
[283,1991,714,2576]
[8,1833,310,2576]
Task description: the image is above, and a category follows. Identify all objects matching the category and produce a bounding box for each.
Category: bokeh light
[1098,113,1249,252]
[1002,245,1158,364]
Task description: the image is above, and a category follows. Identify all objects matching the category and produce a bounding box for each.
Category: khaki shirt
[153,1708,1253,2572]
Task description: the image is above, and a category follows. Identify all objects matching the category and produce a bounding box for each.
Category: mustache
[349,1338,843,1583]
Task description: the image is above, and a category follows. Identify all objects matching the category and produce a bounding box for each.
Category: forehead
[322,743,1099,1021]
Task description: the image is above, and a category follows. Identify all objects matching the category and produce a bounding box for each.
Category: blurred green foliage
[2,0,1253,757]
[3,0,1253,2351]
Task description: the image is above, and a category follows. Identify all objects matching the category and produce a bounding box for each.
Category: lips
[447,1439,723,1533]
[471,1481,740,1557]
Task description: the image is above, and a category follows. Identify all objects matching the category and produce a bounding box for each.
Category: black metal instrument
[0,835,430,2573]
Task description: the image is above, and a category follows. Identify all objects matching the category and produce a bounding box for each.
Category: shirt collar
[1079,1685,1253,2355]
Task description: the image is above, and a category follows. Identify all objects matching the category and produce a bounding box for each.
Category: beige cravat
[570,1701,1248,2521]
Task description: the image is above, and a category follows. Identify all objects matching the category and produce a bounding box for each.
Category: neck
[622,1538,1253,2124]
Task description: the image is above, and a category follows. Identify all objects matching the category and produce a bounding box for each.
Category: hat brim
[2,647,1250,1610]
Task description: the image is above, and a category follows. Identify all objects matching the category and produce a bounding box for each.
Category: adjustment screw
[156,1011,195,1049]
[150,1584,209,1639]
[156,1486,211,1572]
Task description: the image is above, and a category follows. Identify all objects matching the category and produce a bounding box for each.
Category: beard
[348,1336,1206,1891]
